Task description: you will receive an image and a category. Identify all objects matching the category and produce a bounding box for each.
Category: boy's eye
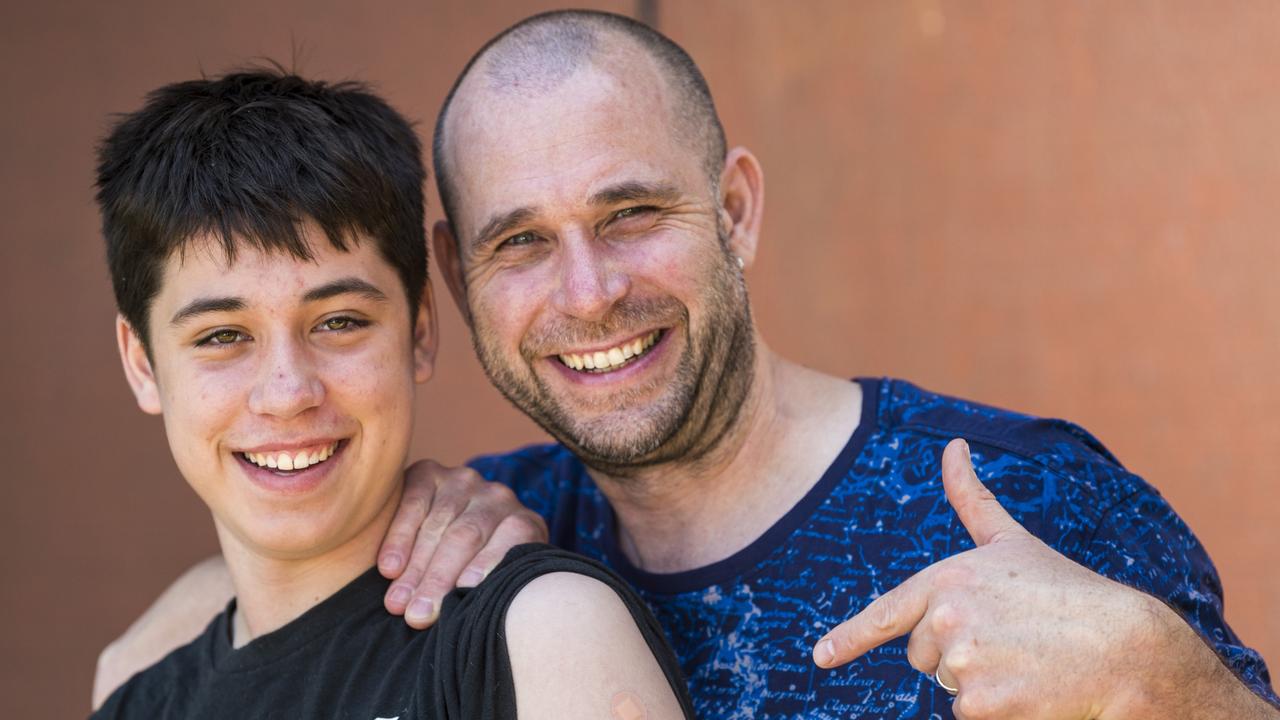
[317,316,368,333]
[200,329,245,346]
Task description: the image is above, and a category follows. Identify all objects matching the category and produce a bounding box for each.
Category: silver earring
[735,255,745,270]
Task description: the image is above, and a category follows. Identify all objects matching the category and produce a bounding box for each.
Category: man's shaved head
[432,9,727,232]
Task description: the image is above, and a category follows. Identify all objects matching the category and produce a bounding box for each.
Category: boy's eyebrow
[170,297,245,327]
[169,278,389,327]
[302,278,390,304]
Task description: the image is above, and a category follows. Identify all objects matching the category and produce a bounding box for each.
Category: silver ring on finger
[934,668,959,696]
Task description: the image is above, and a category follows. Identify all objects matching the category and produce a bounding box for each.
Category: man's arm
[92,555,231,709]
[813,439,1278,719]
[1123,599,1279,719]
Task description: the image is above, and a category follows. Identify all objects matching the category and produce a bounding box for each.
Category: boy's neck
[217,485,402,648]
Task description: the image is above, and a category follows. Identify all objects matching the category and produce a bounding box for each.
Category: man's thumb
[942,438,1026,546]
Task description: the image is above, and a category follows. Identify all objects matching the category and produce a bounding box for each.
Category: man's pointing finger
[813,568,931,668]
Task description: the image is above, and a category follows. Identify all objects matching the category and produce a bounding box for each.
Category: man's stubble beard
[470,241,756,478]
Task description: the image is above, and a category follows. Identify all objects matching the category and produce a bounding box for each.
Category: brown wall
[2,1,1277,716]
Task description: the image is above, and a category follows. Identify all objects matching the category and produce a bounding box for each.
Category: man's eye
[498,231,537,249]
[613,206,655,221]
[198,329,247,347]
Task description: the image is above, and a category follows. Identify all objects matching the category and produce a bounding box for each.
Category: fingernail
[961,439,971,462]
[815,639,835,666]
[379,552,404,573]
[387,585,412,607]
[407,597,435,622]
[458,568,485,587]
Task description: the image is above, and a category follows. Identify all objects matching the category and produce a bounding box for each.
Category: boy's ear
[116,316,162,415]
[412,280,439,384]
[432,220,472,327]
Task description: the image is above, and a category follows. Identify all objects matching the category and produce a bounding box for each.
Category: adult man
[91,69,691,719]
[101,11,1277,720]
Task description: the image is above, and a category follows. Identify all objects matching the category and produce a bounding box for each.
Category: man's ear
[432,220,473,327]
[718,146,765,269]
[116,316,162,415]
[412,280,439,384]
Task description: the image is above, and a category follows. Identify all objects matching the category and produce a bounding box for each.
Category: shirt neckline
[598,377,881,595]
[209,565,388,673]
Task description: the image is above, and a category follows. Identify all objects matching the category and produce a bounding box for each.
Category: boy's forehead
[153,231,393,315]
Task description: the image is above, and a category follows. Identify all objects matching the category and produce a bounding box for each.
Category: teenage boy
[91,69,692,719]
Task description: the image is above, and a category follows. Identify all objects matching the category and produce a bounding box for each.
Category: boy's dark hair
[95,69,426,350]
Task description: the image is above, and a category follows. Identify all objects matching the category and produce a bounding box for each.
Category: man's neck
[217,486,401,648]
[589,341,863,574]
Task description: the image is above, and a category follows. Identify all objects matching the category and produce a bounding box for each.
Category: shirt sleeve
[425,542,696,720]
[1082,487,1278,706]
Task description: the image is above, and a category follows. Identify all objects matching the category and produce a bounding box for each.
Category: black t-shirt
[93,544,694,719]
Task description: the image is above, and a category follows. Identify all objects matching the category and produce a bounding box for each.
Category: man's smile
[555,329,664,373]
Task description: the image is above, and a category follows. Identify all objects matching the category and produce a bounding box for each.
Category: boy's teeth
[243,442,339,472]
[558,330,661,373]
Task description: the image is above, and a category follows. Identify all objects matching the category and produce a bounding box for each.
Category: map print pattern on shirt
[471,377,1275,719]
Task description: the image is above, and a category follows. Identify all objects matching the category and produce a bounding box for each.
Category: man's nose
[247,338,325,419]
[552,232,630,321]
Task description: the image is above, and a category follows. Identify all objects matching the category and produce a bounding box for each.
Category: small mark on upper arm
[612,690,647,720]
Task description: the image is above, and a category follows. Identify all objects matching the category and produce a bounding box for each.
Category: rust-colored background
[3,1,1278,716]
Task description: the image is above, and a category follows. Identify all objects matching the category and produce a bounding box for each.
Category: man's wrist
[1106,591,1275,719]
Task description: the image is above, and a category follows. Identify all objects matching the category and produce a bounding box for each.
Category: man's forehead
[451,59,667,150]
[445,63,695,231]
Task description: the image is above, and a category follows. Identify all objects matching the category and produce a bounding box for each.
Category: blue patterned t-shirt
[471,378,1275,719]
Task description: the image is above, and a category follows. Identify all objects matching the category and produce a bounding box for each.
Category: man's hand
[812,438,1276,720]
[378,459,547,628]
[93,556,234,709]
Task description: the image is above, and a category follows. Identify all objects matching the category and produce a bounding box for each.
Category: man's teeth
[558,330,660,373]
[242,442,339,471]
